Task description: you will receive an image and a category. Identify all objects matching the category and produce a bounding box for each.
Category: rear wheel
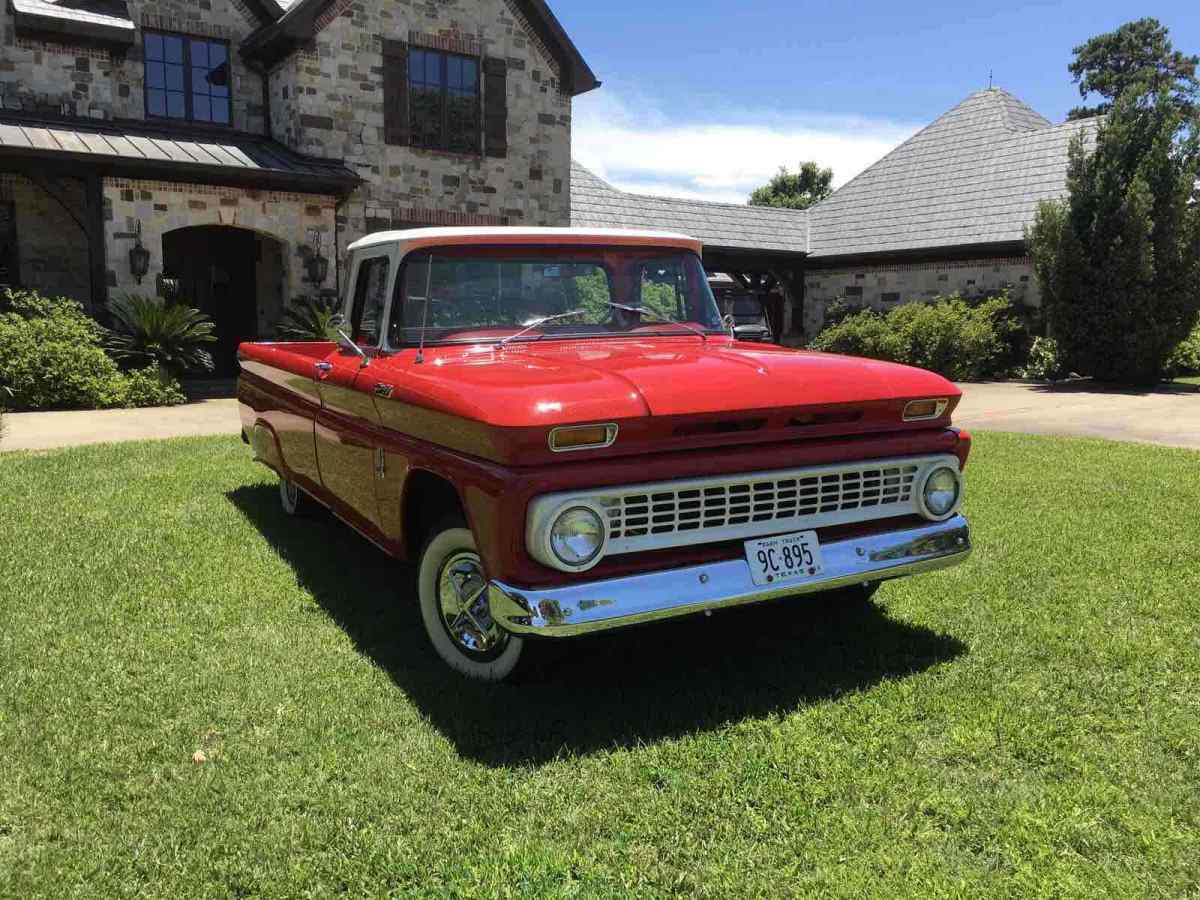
[417,519,524,681]
[278,476,311,516]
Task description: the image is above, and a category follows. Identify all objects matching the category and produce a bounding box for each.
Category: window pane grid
[408,47,479,154]
[144,31,231,125]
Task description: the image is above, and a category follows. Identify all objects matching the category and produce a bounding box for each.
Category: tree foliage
[748,162,833,210]
[1028,92,1200,383]
[1067,17,1200,121]
[276,294,342,341]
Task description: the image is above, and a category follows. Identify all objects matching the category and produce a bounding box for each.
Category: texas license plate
[744,530,823,587]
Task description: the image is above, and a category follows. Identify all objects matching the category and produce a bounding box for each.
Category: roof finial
[988,69,994,90]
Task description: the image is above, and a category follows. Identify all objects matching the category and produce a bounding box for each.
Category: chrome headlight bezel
[918,464,962,521]
[531,501,609,573]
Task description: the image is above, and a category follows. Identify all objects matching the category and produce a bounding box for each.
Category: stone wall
[0,1,267,133]
[103,178,337,332]
[271,0,574,265]
[0,174,92,305]
[802,256,1038,335]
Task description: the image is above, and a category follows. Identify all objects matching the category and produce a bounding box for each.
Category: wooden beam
[84,174,106,315]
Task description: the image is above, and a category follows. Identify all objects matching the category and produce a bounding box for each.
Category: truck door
[314,250,391,533]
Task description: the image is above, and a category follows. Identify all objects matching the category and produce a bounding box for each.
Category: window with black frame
[144,31,231,125]
[409,48,480,154]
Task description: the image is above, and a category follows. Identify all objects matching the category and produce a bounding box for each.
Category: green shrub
[120,365,188,407]
[0,289,187,410]
[1163,321,1200,378]
[276,294,341,341]
[809,294,1015,381]
[1019,336,1069,381]
[821,298,865,329]
[107,293,216,375]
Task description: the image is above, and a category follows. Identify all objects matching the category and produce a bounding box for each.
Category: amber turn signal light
[903,398,949,421]
[549,423,618,452]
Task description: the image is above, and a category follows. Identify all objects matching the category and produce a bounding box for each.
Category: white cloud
[572,89,922,205]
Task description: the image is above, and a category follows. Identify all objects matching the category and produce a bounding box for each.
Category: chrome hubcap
[437,551,507,657]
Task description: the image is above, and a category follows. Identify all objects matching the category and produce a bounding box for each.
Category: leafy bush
[809,295,1016,381]
[0,289,187,410]
[1164,322,1200,377]
[821,298,865,329]
[107,293,216,375]
[120,365,188,407]
[276,294,341,341]
[1019,336,1069,381]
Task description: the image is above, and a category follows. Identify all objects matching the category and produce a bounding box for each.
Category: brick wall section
[0,174,92,304]
[802,257,1039,335]
[0,1,266,133]
[103,178,337,331]
[270,0,574,266]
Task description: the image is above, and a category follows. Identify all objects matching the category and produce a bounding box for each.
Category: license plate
[744,530,823,587]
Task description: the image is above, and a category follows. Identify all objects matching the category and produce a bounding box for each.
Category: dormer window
[144,31,231,125]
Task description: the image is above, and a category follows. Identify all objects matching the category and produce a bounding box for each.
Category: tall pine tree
[1030,91,1200,383]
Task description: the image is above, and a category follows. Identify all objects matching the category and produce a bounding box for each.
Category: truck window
[349,256,390,346]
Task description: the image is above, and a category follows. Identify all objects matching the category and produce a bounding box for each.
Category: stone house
[0,0,596,372]
[573,88,1099,342]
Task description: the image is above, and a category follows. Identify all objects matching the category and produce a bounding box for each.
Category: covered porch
[0,112,359,369]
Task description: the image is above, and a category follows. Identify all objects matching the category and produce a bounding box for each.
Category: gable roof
[570,162,810,257]
[806,87,1099,260]
[241,0,598,95]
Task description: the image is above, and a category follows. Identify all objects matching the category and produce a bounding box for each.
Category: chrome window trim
[526,454,962,572]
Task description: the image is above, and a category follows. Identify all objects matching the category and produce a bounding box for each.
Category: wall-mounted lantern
[129,220,150,285]
[302,229,329,286]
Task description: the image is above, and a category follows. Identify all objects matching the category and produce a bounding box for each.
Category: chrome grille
[608,463,919,545]
[609,463,919,541]
[526,454,958,566]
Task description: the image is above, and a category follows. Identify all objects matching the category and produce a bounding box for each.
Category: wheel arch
[401,468,469,561]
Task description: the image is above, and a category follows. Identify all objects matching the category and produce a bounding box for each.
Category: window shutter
[483,56,508,158]
[382,39,409,146]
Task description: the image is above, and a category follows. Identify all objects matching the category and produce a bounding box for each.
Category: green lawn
[1,433,1198,898]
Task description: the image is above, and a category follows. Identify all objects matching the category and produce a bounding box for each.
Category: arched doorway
[162,226,286,376]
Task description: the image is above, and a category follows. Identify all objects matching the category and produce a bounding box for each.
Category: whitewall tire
[278,476,310,516]
[417,521,524,682]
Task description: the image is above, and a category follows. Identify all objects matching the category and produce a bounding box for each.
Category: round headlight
[922,466,960,518]
[549,506,605,567]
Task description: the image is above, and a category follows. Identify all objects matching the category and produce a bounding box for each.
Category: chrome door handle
[315,362,333,373]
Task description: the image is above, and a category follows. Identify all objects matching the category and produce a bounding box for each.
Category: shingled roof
[570,162,810,256]
[806,88,1099,259]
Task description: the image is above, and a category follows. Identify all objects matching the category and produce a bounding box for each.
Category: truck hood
[382,337,959,426]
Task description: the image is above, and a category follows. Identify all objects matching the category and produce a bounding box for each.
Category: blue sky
[558,0,1200,202]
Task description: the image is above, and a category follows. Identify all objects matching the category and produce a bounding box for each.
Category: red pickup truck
[238,228,971,681]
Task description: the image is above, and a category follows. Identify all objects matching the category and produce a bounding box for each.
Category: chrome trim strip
[491,514,970,637]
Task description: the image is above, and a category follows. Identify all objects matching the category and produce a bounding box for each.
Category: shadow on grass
[228,484,966,767]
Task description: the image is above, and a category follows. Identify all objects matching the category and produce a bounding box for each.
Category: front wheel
[417,520,524,681]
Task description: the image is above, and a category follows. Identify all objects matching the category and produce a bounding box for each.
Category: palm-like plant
[106,293,216,375]
[275,294,341,341]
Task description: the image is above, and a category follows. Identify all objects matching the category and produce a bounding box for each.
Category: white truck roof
[346,226,704,257]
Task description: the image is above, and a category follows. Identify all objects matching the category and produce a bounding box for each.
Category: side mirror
[334,325,371,369]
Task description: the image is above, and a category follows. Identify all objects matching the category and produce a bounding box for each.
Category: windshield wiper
[604,302,710,342]
[497,307,595,349]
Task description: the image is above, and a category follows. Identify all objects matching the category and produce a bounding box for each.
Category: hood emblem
[374,383,395,399]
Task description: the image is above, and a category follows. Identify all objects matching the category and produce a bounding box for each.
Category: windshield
[387,246,723,347]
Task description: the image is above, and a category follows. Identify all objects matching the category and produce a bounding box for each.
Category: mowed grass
[1,433,1199,899]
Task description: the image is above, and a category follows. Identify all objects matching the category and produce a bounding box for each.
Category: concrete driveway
[2,382,1198,453]
[953,381,1200,450]
[0,398,241,452]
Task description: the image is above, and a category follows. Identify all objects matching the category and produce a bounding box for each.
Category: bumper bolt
[699,573,709,584]
[856,547,865,557]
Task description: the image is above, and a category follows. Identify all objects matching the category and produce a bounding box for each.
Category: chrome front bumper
[488,515,970,638]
